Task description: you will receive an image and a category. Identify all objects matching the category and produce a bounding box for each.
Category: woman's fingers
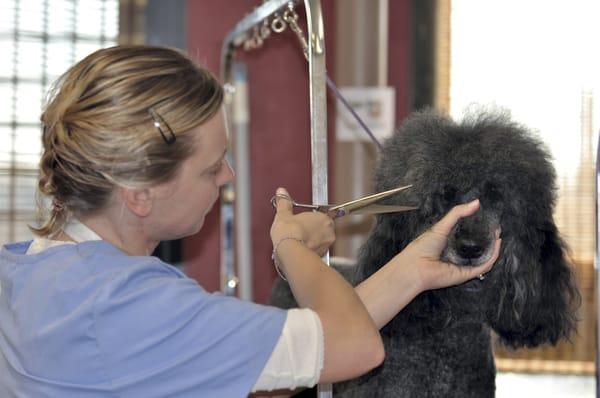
[272,188,336,253]
[469,233,502,277]
[443,233,502,285]
[416,225,502,290]
[303,213,336,255]
[461,228,502,279]
[430,199,481,237]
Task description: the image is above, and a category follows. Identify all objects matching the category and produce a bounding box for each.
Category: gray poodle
[270,109,580,397]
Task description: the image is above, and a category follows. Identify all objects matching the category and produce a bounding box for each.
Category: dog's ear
[488,222,580,348]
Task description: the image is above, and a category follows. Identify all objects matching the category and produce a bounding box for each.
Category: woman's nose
[219,158,235,185]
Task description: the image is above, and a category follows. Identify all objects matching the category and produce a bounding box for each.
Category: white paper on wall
[335,86,396,143]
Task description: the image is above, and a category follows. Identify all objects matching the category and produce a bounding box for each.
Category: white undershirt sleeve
[251,308,324,392]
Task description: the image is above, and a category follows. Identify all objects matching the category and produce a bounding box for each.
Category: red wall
[183,0,410,304]
[390,0,411,124]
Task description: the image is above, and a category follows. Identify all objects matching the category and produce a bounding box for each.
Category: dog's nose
[455,238,485,259]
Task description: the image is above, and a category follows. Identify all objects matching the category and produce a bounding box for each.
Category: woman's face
[148,108,234,241]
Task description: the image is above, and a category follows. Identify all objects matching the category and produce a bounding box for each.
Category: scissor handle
[270,194,285,209]
[270,193,347,219]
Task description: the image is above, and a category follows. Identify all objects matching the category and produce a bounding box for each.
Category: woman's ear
[120,187,153,217]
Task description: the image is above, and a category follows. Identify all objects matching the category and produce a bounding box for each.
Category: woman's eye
[208,161,223,175]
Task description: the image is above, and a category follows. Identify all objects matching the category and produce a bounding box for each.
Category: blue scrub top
[0,240,286,397]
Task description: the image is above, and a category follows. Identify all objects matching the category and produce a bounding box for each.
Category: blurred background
[1,0,597,396]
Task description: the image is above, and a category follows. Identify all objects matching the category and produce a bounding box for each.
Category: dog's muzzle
[442,210,499,267]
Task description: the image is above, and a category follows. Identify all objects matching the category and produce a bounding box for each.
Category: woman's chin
[190,217,206,235]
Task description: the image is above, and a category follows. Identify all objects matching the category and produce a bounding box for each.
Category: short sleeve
[93,261,286,397]
[252,308,324,392]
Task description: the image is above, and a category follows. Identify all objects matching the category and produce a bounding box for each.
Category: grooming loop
[236,2,311,58]
[271,12,286,33]
[237,2,383,150]
[282,6,310,59]
[231,1,383,149]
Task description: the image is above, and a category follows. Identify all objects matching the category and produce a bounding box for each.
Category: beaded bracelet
[271,237,305,281]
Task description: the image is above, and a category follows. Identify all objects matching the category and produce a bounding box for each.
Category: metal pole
[231,62,253,301]
[302,0,331,396]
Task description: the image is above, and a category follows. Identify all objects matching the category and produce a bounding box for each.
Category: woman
[0,45,500,397]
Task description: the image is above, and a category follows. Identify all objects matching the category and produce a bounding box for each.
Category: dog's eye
[485,183,503,203]
[442,185,457,202]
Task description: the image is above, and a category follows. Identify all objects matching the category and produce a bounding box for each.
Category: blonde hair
[32,45,224,237]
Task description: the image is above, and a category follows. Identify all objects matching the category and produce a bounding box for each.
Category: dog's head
[358,109,579,347]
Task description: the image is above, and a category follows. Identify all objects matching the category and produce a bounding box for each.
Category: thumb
[274,187,293,216]
[431,199,480,237]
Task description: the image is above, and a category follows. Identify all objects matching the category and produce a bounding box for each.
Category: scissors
[270,185,417,219]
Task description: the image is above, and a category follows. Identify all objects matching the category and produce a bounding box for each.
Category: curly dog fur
[270,109,580,397]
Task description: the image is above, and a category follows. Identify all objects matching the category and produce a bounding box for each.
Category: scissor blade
[350,204,418,215]
[329,185,413,212]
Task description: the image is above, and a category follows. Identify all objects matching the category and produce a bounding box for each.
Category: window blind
[0,0,118,244]
[448,0,599,374]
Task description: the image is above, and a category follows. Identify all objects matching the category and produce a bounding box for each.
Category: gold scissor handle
[270,193,344,218]
[270,193,320,211]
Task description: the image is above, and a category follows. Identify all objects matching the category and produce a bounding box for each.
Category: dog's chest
[334,323,496,398]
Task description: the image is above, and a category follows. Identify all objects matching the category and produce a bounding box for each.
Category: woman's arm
[271,188,384,384]
[355,199,501,329]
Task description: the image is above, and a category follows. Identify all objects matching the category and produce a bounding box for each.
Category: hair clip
[148,107,176,145]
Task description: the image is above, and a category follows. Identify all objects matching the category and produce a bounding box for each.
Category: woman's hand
[355,199,502,329]
[270,187,335,256]
[269,187,385,381]
[356,201,500,328]
[396,199,501,291]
